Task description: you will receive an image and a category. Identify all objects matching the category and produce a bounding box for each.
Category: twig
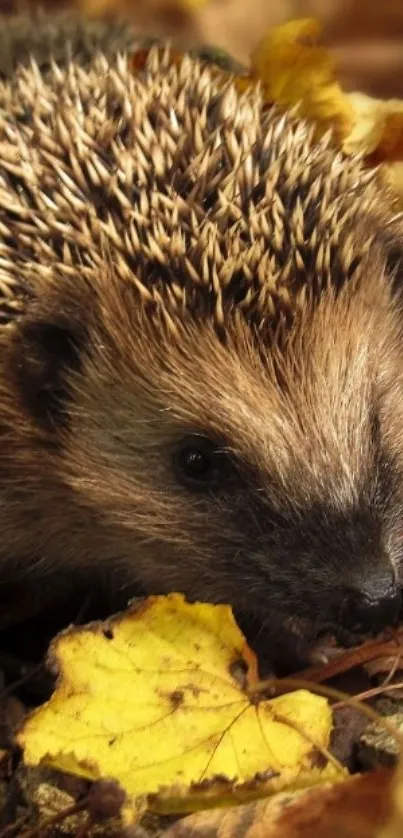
[16,799,88,838]
[296,634,403,684]
[0,813,30,838]
[333,679,403,710]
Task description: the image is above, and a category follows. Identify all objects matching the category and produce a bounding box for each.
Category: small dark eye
[174,436,226,490]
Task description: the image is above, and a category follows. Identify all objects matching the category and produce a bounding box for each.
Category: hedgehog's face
[11,267,403,659]
[110,289,403,657]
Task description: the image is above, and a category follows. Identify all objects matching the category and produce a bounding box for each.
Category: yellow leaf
[238,19,403,205]
[247,18,354,143]
[344,92,403,161]
[340,92,403,207]
[18,595,342,818]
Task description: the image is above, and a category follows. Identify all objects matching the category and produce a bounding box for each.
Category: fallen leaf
[160,768,394,838]
[344,92,403,161]
[236,19,403,205]
[18,595,342,819]
[244,18,354,143]
[379,756,403,838]
[342,92,403,207]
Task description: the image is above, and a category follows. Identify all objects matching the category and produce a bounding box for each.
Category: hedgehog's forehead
[122,289,380,455]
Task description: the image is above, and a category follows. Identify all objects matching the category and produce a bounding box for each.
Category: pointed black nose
[340,584,402,635]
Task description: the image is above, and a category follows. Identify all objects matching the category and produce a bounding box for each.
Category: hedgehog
[0,13,403,660]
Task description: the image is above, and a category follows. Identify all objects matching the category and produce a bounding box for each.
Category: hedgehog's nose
[340,575,402,636]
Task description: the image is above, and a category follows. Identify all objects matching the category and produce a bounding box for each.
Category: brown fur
[0,15,403,649]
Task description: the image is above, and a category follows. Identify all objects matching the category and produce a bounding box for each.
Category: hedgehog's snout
[338,570,401,637]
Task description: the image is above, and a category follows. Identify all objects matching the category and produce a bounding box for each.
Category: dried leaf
[344,92,403,161]
[240,19,403,204]
[18,595,342,819]
[244,18,354,143]
[160,768,395,838]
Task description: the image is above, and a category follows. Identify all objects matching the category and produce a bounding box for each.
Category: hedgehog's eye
[174,436,226,490]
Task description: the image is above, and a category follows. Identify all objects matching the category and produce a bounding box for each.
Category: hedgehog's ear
[10,304,88,427]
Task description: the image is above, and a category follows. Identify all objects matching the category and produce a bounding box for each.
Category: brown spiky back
[0,15,396,338]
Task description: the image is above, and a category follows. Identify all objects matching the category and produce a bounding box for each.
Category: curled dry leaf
[245,18,354,143]
[160,768,395,838]
[379,756,403,838]
[344,92,403,207]
[344,93,403,162]
[241,18,403,204]
[17,595,342,821]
